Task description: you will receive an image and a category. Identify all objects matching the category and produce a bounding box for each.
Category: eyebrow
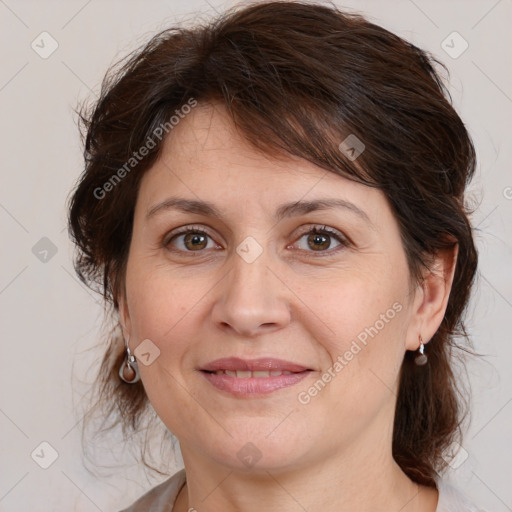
[146,196,373,226]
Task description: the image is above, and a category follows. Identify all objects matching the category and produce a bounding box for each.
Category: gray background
[1,0,511,510]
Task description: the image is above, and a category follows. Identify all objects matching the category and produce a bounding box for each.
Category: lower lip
[200,370,312,397]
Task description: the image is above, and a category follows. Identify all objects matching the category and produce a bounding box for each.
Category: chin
[202,426,314,474]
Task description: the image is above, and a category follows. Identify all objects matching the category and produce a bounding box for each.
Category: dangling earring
[119,338,141,383]
[414,335,428,366]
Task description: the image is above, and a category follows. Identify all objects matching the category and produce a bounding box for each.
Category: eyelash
[163,224,350,257]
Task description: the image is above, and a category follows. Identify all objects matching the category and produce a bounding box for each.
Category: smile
[199,357,315,397]
[208,369,294,377]
[200,368,312,397]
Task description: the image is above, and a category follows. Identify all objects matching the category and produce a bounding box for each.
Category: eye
[292,225,349,255]
[164,226,219,253]
[163,224,349,256]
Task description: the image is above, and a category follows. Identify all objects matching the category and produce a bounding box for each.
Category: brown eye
[182,232,208,250]
[166,228,216,252]
[307,232,331,251]
[294,226,348,254]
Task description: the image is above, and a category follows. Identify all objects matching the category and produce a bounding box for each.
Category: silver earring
[119,339,140,383]
[414,335,428,366]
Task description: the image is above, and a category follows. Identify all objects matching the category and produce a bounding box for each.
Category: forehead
[136,101,388,222]
[160,101,324,182]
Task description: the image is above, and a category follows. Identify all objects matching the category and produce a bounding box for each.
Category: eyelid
[163,224,216,245]
[293,224,349,243]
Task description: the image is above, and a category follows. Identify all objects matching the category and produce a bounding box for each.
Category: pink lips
[200,357,313,397]
[201,357,310,373]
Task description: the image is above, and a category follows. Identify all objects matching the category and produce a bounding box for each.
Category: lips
[199,357,314,397]
[208,369,294,378]
[200,357,311,373]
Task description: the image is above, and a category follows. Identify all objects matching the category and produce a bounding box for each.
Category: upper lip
[201,357,311,372]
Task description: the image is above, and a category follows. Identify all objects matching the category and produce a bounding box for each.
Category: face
[120,101,426,473]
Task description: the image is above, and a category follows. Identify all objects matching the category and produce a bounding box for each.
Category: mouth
[202,369,301,378]
[200,356,312,373]
[199,357,314,397]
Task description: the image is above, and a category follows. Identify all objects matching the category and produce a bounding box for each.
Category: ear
[118,291,132,343]
[405,243,458,351]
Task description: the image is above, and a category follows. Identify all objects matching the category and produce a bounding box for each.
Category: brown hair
[68,0,478,485]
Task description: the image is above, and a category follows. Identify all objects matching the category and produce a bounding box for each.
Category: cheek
[304,293,407,440]
[122,270,199,406]
[309,271,407,348]
[126,261,194,338]
[124,269,200,426]
[309,272,408,403]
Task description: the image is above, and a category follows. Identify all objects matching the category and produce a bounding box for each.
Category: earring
[119,339,141,383]
[414,335,428,366]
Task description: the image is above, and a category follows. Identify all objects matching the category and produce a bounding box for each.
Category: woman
[67,1,487,510]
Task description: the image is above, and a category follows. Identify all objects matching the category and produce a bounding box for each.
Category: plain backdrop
[1,0,511,511]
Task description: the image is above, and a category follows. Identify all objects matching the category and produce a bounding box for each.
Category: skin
[119,101,457,512]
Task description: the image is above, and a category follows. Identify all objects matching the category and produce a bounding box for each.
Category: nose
[211,245,291,338]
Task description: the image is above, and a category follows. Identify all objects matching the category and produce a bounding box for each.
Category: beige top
[119,468,488,512]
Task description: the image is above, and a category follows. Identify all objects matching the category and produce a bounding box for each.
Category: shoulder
[436,478,488,512]
[119,468,186,512]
